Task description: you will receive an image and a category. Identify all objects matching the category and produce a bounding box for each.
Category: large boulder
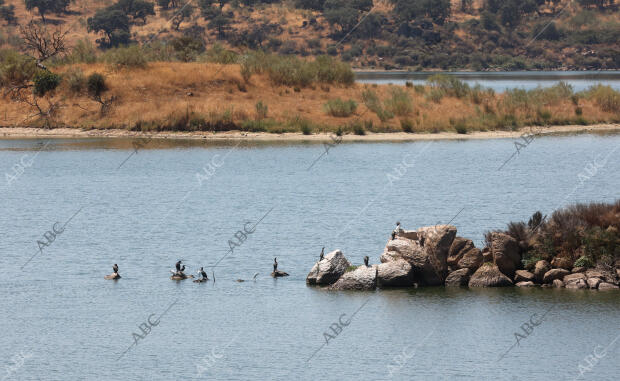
[587,277,601,289]
[468,264,513,287]
[330,265,377,291]
[458,248,483,270]
[543,269,570,284]
[445,268,471,287]
[563,273,586,284]
[585,268,618,285]
[515,270,535,283]
[306,250,351,286]
[489,232,521,278]
[516,281,536,287]
[377,260,414,287]
[534,260,551,283]
[447,237,475,268]
[381,225,456,286]
[400,230,418,240]
[552,279,564,288]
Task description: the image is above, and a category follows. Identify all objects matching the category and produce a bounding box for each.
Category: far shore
[1,124,618,142]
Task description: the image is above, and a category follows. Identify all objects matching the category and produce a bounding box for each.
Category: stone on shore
[516,281,536,287]
[489,232,521,278]
[514,270,535,283]
[468,264,513,287]
[585,269,618,285]
[586,277,601,289]
[543,269,570,284]
[563,273,586,284]
[565,278,587,289]
[330,265,377,291]
[482,247,492,263]
[445,268,471,286]
[552,279,564,288]
[534,260,551,283]
[377,260,414,287]
[458,248,483,270]
[306,249,351,285]
[399,230,418,240]
[598,282,619,290]
[572,267,586,273]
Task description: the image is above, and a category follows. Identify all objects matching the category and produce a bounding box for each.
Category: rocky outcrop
[448,237,474,268]
[515,270,535,283]
[542,269,570,283]
[468,264,513,287]
[380,225,456,285]
[534,260,551,283]
[552,279,564,288]
[306,250,351,285]
[489,232,521,278]
[585,269,618,285]
[587,277,601,289]
[458,248,483,270]
[445,268,471,286]
[482,247,492,263]
[565,279,587,289]
[377,260,413,287]
[330,265,377,291]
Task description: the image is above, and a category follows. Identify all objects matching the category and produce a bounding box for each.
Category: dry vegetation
[1,59,619,134]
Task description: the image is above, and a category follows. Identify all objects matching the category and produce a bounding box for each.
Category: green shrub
[573,255,594,269]
[324,98,357,117]
[353,123,365,135]
[361,88,394,122]
[454,120,468,134]
[104,45,148,69]
[385,87,413,116]
[64,39,98,64]
[205,43,238,64]
[255,101,268,119]
[0,49,37,87]
[427,74,471,99]
[400,118,414,133]
[87,73,108,99]
[64,67,86,94]
[584,84,620,113]
[33,71,61,96]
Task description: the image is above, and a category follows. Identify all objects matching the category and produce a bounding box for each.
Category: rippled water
[1,133,619,380]
[355,71,620,93]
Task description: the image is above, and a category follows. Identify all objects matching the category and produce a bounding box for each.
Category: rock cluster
[306,225,620,291]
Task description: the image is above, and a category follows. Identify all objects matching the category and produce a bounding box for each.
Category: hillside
[0,0,618,71]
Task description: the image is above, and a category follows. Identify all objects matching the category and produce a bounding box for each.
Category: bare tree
[20,20,69,70]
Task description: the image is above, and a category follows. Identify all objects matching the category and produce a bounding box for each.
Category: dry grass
[1,62,619,132]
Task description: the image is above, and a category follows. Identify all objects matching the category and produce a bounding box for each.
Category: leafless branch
[20,20,69,70]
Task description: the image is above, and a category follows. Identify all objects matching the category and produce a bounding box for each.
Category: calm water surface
[355,71,620,93]
[1,133,619,380]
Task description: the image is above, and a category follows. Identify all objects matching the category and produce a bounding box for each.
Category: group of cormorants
[104,224,405,282]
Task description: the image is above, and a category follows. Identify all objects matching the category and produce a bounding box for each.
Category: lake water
[355,70,620,93]
[1,133,619,380]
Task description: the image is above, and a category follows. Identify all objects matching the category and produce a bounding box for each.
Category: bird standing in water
[113,264,118,274]
[364,256,369,267]
[273,257,278,272]
[198,267,208,280]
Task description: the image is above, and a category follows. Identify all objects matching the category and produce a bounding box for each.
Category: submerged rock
[306,250,351,285]
[330,265,377,291]
[516,281,536,287]
[271,270,289,278]
[598,282,619,290]
[468,264,513,287]
[445,268,471,287]
[104,272,121,280]
[377,260,413,287]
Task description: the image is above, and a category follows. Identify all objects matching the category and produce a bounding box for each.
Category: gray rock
[534,260,551,283]
[587,277,601,289]
[586,268,618,285]
[515,270,535,283]
[306,250,351,285]
[572,267,586,273]
[490,232,521,278]
[598,282,619,290]
[543,269,570,284]
[377,260,413,287]
[445,268,471,287]
[468,264,513,287]
[552,279,564,288]
[516,281,536,287]
[400,230,418,240]
[563,273,586,284]
[271,270,289,278]
[330,265,377,291]
[565,279,587,289]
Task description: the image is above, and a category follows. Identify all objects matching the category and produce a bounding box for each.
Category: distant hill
[0,0,618,70]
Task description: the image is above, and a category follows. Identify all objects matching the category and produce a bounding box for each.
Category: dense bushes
[0,49,37,87]
[323,98,357,117]
[496,201,620,270]
[583,85,620,113]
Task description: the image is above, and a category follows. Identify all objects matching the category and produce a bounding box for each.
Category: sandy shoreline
[0,124,618,142]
